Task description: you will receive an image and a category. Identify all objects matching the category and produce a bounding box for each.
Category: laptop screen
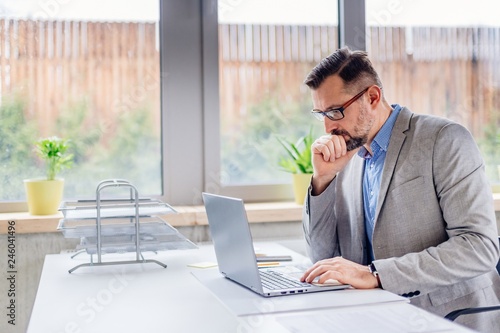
[202,192,263,293]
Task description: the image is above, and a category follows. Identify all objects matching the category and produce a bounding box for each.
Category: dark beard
[332,129,367,151]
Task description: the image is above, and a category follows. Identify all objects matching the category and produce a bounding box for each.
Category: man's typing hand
[300,257,379,289]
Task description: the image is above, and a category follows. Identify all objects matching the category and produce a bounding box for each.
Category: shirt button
[370,191,374,196]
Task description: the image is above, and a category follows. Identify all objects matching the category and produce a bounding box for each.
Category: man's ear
[368,85,382,107]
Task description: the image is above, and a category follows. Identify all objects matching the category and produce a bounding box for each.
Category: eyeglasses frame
[311,86,371,121]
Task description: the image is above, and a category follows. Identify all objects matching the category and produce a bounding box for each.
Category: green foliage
[91,106,161,194]
[61,102,161,197]
[276,127,314,174]
[0,92,161,200]
[55,99,102,165]
[0,96,37,165]
[35,137,74,180]
[478,122,500,182]
[220,93,321,184]
[0,96,39,199]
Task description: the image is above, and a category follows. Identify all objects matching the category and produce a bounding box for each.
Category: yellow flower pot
[24,178,64,215]
[494,166,500,193]
[292,173,312,205]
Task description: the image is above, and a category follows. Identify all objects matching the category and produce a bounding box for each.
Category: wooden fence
[368,26,500,136]
[1,19,499,138]
[0,19,160,137]
[219,24,500,138]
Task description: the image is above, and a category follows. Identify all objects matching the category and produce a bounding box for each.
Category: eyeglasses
[311,87,370,121]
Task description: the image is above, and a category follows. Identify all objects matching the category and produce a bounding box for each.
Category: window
[210,0,339,201]
[0,0,161,201]
[3,1,496,211]
[365,0,500,185]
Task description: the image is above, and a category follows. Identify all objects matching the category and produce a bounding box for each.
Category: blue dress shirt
[359,104,401,261]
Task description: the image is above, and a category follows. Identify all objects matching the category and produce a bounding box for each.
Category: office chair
[444,237,500,322]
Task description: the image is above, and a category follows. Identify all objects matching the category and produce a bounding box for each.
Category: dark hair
[304,47,382,93]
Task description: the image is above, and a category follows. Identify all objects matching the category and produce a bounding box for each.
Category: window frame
[0,0,363,210]
[198,0,363,204]
[161,0,304,205]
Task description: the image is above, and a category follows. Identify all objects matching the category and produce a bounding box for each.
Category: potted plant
[24,136,74,215]
[277,127,314,205]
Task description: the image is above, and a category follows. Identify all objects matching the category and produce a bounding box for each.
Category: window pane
[365,0,500,185]
[0,0,161,200]
[218,0,338,185]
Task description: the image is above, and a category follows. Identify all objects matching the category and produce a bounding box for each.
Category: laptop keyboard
[259,270,310,290]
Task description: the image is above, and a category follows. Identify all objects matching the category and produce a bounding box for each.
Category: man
[299,47,500,332]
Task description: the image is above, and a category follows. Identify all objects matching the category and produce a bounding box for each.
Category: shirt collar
[357,104,402,159]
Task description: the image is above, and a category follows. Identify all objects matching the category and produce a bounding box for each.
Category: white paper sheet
[276,302,476,333]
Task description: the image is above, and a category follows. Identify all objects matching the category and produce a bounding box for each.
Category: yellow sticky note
[257,262,280,268]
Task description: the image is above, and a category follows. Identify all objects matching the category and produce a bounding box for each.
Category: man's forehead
[316,76,347,96]
[312,76,347,107]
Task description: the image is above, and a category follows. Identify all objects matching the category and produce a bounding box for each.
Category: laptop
[202,192,350,297]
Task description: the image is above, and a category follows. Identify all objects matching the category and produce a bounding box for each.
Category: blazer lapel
[374,107,413,222]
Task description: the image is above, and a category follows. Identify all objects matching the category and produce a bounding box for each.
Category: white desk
[27,243,476,333]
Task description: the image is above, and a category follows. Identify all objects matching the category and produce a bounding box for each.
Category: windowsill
[1,195,499,235]
[0,201,304,235]
[494,193,500,210]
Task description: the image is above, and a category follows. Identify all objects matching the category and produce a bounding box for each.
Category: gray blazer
[303,107,500,331]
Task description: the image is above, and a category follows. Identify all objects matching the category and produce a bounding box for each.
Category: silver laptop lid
[202,192,264,294]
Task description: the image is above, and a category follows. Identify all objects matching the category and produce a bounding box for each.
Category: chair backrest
[497,237,500,275]
[444,237,500,322]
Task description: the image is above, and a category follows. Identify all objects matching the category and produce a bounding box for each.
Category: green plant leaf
[276,126,314,174]
[35,136,74,180]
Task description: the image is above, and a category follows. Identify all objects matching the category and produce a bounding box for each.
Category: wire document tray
[59,199,177,219]
[58,179,197,273]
